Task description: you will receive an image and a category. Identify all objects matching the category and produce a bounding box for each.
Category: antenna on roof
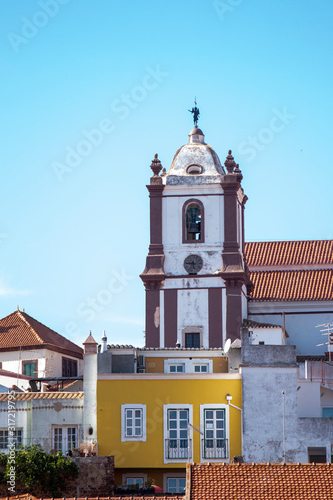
[316,323,333,362]
[17,305,19,311]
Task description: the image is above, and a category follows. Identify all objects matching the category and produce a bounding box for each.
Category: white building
[0,309,83,391]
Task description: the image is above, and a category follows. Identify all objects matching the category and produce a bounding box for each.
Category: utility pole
[282,391,286,463]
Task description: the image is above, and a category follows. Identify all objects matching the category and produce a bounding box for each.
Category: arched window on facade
[183,200,204,243]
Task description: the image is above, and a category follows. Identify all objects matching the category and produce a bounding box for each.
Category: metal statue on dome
[188,98,200,127]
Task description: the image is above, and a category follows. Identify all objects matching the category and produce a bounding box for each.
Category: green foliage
[2,444,78,496]
[0,453,7,466]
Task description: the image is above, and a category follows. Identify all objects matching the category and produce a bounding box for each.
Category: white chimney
[101,330,108,353]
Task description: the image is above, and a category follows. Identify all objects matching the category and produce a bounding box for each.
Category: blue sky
[1,0,332,348]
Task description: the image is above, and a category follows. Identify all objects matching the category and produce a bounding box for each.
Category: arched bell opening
[183,199,205,243]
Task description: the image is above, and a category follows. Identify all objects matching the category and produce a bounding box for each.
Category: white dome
[165,128,225,185]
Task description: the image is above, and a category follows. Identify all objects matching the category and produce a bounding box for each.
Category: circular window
[186,164,203,174]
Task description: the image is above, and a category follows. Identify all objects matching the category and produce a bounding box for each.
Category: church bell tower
[140,116,252,348]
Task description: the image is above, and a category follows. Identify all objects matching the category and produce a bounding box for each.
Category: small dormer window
[186,164,203,175]
[183,199,204,243]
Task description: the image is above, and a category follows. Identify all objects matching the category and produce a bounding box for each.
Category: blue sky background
[1,0,332,348]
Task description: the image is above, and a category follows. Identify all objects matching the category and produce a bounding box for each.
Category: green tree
[2,445,78,496]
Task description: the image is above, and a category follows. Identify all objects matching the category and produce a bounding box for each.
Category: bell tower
[140,122,251,348]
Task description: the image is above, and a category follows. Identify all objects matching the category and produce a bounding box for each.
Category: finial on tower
[188,98,200,127]
[224,150,236,173]
[149,153,163,185]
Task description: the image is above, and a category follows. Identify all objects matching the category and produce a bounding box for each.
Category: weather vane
[188,98,200,127]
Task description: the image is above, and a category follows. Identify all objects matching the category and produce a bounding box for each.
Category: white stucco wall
[0,400,29,451]
[243,363,333,462]
[297,381,321,417]
[162,185,224,276]
[242,366,298,463]
[0,374,31,391]
[31,398,83,452]
[2,349,47,377]
[1,349,83,378]
[177,289,209,348]
[83,353,97,442]
[250,327,284,345]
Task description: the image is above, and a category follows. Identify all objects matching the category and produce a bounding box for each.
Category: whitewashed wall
[1,349,83,378]
[250,327,284,345]
[177,289,209,348]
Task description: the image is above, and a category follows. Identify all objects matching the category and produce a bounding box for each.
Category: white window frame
[122,473,147,488]
[52,425,77,453]
[121,404,146,442]
[200,404,229,463]
[163,473,186,494]
[163,404,193,464]
[193,363,210,373]
[168,363,185,373]
[164,358,212,374]
[0,428,23,451]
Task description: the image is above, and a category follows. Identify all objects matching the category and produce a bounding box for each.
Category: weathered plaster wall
[83,352,97,442]
[178,289,209,347]
[242,365,298,463]
[0,400,29,449]
[250,327,284,345]
[162,185,224,276]
[241,329,333,463]
[242,343,296,365]
[297,381,321,417]
[1,349,83,378]
[31,398,83,452]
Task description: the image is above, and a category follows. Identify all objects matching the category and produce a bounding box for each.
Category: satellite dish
[224,338,231,354]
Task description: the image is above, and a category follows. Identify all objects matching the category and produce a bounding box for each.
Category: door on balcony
[53,426,77,454]
[166,409,189,459]
[203,409,227,459]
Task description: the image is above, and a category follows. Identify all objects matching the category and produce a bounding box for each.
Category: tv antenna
[316,323,333,362]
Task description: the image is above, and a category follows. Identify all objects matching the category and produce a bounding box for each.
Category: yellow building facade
[97,363,242,492]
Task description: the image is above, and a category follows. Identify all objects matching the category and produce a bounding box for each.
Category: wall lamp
[225,393,242,412]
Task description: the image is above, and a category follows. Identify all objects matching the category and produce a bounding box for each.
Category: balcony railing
[202,439,228,459]
[303,360,333,384]
[165,439,192,459]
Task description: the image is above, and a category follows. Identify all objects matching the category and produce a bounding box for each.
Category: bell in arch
[187,204,201,234]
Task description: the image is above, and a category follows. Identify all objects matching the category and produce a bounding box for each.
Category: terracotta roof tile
[243,318,282,329]
[0,391,83,401]
[249,269,333,301]
[245,240,333,267]
[0,310,83,356]
[189,463,333,500]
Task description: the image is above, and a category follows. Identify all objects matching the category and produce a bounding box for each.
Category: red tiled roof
[245,240,333,267]
[189,462,333,500]
[0,311,83,357]
[249,269,333,301]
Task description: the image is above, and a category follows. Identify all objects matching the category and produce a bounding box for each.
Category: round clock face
[184,254,203,274]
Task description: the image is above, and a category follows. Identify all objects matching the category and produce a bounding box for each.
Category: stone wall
[69,455,114,496]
